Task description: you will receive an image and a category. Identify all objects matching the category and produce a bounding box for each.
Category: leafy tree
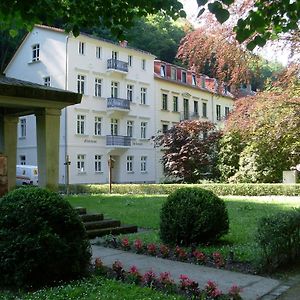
[0,0,185,38]
[177,27,255,87]
[90,13,190,63]
[154,120,221,183]
[197,0,300,50]
[218,66,300,183]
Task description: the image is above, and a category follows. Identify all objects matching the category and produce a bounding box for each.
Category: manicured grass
[67,194,300,262]
[0,276,184,300]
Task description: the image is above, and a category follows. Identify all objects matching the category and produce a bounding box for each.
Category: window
[77,75,85,94]
[141,122,147,139]
[128,55,132,66]
[127,84,133,101]
[194,101,199,115]
[162,124,168,133]
[160,65,166,77]
[96,46,101,59]
[77,115,85,134]
[94,78,102,97]
[112,51,118,60]
[171,67,177,80]
[95,155,102,172]
[77,154,85,173]
[192,74,196,86]
[142,59,146,70]
[94,117,102,136]
[140,87,147,104]
[111,81,119,98]
[225,106,230,118]
[162,94,168,110]
[43,76,50,86]
[32,44,40,62]
[126,156,133,172]
[141,156,147,172]
[19,118,26,138]
[20,155,26,165]
[127,120,133,137]
[202,102,207,118]
[183,98,189,119]
[182,71,187,83]
[111,119,118,136]
[216,104,221,121]
[173,96,178,112]
[79,42,85,55]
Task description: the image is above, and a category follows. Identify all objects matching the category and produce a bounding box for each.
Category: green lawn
[68,194,300,262]
[0,276,183,300]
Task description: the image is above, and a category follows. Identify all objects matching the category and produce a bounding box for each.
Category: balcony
[180,112,200,121]
[106,135,131,147]
[107,59,128,73]
[107,97,130,110]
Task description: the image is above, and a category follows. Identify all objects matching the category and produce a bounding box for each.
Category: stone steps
[74,207,138,239]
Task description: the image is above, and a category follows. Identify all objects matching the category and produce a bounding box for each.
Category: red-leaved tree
[154,120,221,183]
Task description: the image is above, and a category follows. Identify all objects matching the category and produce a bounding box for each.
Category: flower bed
[99,236,255,274]
[94,257,243,299]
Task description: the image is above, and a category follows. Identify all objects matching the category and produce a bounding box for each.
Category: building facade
[5,25,234,184]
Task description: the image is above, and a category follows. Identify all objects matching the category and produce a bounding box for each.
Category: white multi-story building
[5,25,157,184]
[5,25,234,184]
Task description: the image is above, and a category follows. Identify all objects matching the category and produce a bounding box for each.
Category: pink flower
[193,250,206,264]
[112,260,123,272]
[213,252,224,268]
[229,285,243,297]
[121,238,130,250]
[147,243,157,255]
[159,272,174,285]
[143,269,157,286]
[134,239,143,252]
[205,280,222,298]
[129,265,139,274]
[159,244,170,258]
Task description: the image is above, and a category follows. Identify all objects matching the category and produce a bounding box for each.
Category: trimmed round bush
[0,187,91,288]
[160,187,229,246]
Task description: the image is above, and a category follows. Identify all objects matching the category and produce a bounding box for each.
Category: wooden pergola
[0,76,81,193]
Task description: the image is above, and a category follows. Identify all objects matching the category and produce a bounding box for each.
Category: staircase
[75,207,138,239]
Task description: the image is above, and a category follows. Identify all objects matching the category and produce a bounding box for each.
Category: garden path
[92,245,288,300]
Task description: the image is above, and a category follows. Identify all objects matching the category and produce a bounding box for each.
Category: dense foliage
[218,67,300,183]
[0,0,185,38]
[0,188,91,288]
[154,120,221,183]
[197,0,300,49]
[160,188,229,246]
[257,208,300,272]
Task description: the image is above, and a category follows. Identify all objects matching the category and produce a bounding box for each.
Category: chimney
[119,40,128,47]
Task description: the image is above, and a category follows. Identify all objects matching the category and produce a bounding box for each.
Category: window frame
[162,93,168,110]
[77,115,86,135]
[94,155,102,172]
[94,116,102,136]
[32,44,40,62]
[140,87,147,104]
[140,121,147,139]
[140,156,147,172]
[77,154,86,173]
[126,155,133,172]
[77,74,85,94]
[79,41,85,55]
[94,78,102,97]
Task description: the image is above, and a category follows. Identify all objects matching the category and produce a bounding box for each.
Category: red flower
[159,244,170,258]
[212,252,224,268]
[147,243,157,256]
[121,238,130,250]
[134,239,143,253]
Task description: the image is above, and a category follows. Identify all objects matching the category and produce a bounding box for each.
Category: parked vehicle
[16,165,38,186]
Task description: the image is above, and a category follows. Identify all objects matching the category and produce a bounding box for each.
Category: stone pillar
[36,108,61,191]
[0,115,18,191]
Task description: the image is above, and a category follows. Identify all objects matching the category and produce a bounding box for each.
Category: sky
[180,0,292,66]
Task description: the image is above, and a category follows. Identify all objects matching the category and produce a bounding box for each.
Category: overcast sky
[180,0,291,66]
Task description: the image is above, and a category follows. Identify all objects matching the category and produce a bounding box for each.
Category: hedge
[59,183,300,196]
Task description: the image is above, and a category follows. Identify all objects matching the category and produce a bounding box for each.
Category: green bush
[59,183,300,196]
[0,187,91,289]
[159,187,229,246]
[256,208,300,272]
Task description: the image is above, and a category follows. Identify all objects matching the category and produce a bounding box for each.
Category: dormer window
[182,71,187,83]
[192,74,196,86]
[201,77,206,88]
[160,65,166,77]
[171,67,177,80]
[32,44,40,62]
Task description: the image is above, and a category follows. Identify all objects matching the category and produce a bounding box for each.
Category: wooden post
[108,155,112,194]
[64,155,71,195]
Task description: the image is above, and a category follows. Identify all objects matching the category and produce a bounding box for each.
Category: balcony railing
[180,112,200,121]
[107,97,130,110]
[106,135,131,147]
[107,59,128,72]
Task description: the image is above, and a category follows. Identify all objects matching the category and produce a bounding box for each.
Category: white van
[16,165,38,186]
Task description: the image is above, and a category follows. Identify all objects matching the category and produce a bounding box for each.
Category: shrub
[160,188,229,246]
[256,208,300,272]
[59,183,300,196]
[0,187,91,288]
